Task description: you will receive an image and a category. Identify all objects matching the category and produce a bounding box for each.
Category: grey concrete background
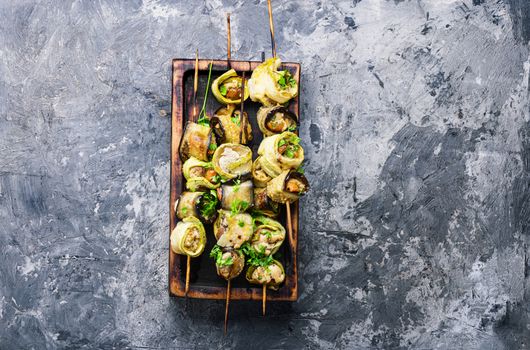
[1,0,530,349]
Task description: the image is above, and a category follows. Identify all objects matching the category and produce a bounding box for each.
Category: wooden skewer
[227,13,231,67]
[192,49,199,122]
[262,285,267,316]
[224,279,231,334]
[185,255,191,296]
[286,200,294,244]
[267,0,277,58]
[239,71,246,144]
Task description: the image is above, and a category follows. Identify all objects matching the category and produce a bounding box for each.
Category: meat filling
[251,264,284,285]
[286,178,306,194]
[184,227,200,252]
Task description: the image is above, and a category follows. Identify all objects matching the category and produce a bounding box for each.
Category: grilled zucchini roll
[253,187,280,217]
[183,157,221,191]
[179,122,217,162]
[258,132,304,178]
[251,156,272,188]
[210,105,252,144]
[170,216,206,257]
[267,170,309,204]
[250,217,285,256]
[175,190,219,223]
[211,69,250,105]
[219,180,254,212]
[213,209,253,248]
[210,245,245,281]
[248,58,298,106]
[245,259,285,290]
[212,143,252,181]
[257,105,298,137]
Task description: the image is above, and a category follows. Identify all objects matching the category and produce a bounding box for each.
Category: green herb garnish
[277,70,296,89]
[231,116,241,126]
[230,199,249,214]
[238,220,245,227]
[208,142,217,151]
[219,85,227,96]
[241,242,274,267]
[210,245,234,267]
[296,166,305,174]
[287,124,297,132]
[199,190,218,219]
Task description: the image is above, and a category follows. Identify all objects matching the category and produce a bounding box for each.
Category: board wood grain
[169,59,301,301]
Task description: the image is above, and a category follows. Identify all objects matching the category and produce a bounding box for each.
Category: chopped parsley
[230,199,249,214]
[199,190,218,219]
[233,178,241,192]
[219,84,227,96]
[238,220,245,227]
[287,124,297,132]
[181,207,188,215]
[296,166,305,174]
[211,174,221,183]
[277,70,297,89]
[231,115,241,126]
[241,242,274,267]
[208,142,217,151]
[209,245,233,267]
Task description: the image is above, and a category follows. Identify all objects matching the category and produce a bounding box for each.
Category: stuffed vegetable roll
[170,216,206,257]
[257,105,298,137]
[258,132,304,177]
[210,105,252,144]
[183,157,221,191]
[248,58,298,107]
[253,187,280,217]
[245,259,285,290]
[267,170,309,204]
[251,156,272,188]
[213,209,253,248]
[211,143,252,181]
[211,69,250,105]
[175,190,219,223]
[250,216,285,256]
[210,245,245,281]
[179,122,217,162]
[218,180,254,212]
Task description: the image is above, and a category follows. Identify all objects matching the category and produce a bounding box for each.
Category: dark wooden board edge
[169,58,301,301]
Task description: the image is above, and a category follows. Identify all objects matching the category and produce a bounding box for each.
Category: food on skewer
[245,259,285,291]
[250,216,285,256]
[210,105,252,144]
[218,179,254,211]
[267,169,309,204]
[257,105,298,136]
[183,157,221,191]
[251,156,273,187]
[210,245,245,280]
[214,209,253,248]
[175,190,219,224]
[212,69,250,105]
[170,216,207,258]
[248,57,298,106]
[258,131,304,177]
[253,187,280,217]
[211,143,252,180]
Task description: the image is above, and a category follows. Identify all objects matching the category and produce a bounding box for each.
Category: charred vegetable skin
[267,169,309,204]
[213,209,253,248]
[210,105,252,144]
[248,58,298,106]
[183,157,220,191]
[170,216,207,257]
[219,180,254,211]
[253,187,279,217]
[175,191,219,223]
[257,105,298,136]
[210,245,245,280]
[212,69,250,105]
[179,122,217,162]
[258,132,304,178]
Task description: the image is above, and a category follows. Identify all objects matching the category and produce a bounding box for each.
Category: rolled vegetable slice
[170,216,206,257]
[253,187,280,217]
[219,180,254,211]
[245,260,285,290]
[213,209,253,248]
[267,169,310,204]
[212,143,252,181]
[251,156,272,188]
[251,216,285,256]
[257,132,304,178]
[179,122,217,162]
[210,105,252,144]
[175,190,219,223]
[183,157,220,191]
[257,105,298,137]
[210,245,245,281]
[211,69,250,105]
[248,58,298,107]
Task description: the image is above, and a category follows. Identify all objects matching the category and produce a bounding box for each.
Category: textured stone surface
[1,0,530,348]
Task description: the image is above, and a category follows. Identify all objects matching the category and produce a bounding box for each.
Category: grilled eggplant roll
[245,259,285,290]
[211,143,252,181]
[257,132,304,178]
[175,190,219,223]
[257,105,298,137]
[251,217,285,256]
[218,180,254,211]
[213,209,253,248]
[179,122,217,162]
[183,157,221,191]
[210,245,245,281]
[267,170,310,204]
[210,105,252,144]
[253,187,280,217]
[251,156,272,188]
[248,58,298,107]
[211,69,250,105]
[170,216,206,257]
